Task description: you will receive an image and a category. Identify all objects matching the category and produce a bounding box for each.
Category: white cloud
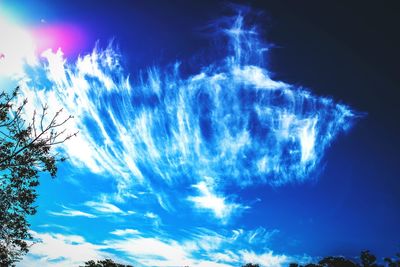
[104,236,189,266]
[188,179,245,220]
[48,208,97,219]
[156,193,174,212]
[143,212,162,227]
[19,30,355,204]
[144,212,157,219]
[103,229,289,267]
[190,229,225,252]
[18,231,109,267]
[211,252,240,263]
[48,201,135,219]
[239,250,288,267]
[38,224,71,231]
[190,260,234,267]
[110,229,140,236]
[84,200,134,216]
[85,200,123,214]
[243,227,279,245]
[17,228,292,267]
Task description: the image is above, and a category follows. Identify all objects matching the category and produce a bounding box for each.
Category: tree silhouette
[360,250,379,267]
[82,250,400,267]
[287,250,400,267]
[384,253,400,267]
[0,87,75,266]
[81,258,133,267]
[319,256,358,267]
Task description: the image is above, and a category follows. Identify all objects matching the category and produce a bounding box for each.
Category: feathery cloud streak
[20,227,290,267]
[20,14,357,219]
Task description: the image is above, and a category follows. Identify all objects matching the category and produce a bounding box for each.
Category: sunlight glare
[0,14,37,77]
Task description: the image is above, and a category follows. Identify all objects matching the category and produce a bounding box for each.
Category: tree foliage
[0,87,75,266]
[242,263,260,267]
[318,256,358,267]
[81,258,133,267]
[83,250,400,267]
[289,250,400,267]
[384,253,400,267]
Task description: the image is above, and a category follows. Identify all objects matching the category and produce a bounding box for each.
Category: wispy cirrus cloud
[38,224,71,232]
[104,236,190,266]
[103,226,289,267]
[19,226,302,267]
[19,14,357,218]
[84,200,135,216]
[239,250,288,267]
[110,229,140,236]
[48,199,135,220]
[230,227,280,247]
[48,206,97,218]
[188,178,247,221]
[18,231,110,267]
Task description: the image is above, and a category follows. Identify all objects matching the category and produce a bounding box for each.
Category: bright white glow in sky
[0,12,36,77]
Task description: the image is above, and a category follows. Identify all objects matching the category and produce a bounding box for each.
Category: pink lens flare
[31,23,87,56]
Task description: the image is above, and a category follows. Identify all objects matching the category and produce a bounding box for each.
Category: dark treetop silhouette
[83,250,400,267]
[81,258,133,267]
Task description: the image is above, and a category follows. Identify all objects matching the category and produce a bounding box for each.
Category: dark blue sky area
[6,0,400,259]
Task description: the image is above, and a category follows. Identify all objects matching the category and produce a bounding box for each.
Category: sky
[0,1,399,266]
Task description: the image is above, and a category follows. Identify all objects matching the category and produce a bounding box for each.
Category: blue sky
[1,1,399,266]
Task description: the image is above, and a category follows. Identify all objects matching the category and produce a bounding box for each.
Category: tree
[318,256,358,267]
[288,250,400,267]
[242,264,260,267]
[81,258,133,267]
[360,250,379,267]
[0,87,75,266]
[384,253,400,267]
